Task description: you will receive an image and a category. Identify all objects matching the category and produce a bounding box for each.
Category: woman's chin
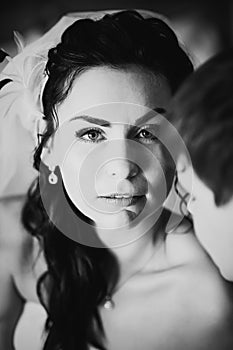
[90,195,147,229]
[94,209,140,230]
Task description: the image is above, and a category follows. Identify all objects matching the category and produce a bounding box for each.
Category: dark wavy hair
[22,10,194,350]
[168,47,233,206]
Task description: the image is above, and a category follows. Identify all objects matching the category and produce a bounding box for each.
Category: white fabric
[0,9,167,199]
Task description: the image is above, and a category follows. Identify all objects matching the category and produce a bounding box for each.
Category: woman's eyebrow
[136,107,166,125]
[69,115,111,127]
[69,107,166,127]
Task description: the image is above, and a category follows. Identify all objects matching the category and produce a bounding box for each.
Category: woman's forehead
[66,104,165,127]
[56,66,171,124]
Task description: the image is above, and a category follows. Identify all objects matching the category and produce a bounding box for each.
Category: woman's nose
[106,159,139,179]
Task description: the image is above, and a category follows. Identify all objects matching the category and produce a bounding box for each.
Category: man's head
[169,48,233,280]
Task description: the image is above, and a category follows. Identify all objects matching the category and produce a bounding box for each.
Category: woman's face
[46,66,172,244]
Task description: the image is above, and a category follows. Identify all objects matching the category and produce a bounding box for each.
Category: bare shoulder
[0,197,48,348]
[0,197,46,303]
[173,262,233,349]
[158,217,233,348]
[164,216,233,322]
[165,215,216,266]
[0,198,26,347]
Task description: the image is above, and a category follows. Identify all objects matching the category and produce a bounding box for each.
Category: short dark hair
[169,48,233,206]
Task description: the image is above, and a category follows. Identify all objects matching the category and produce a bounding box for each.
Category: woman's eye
[85,130,100,141]
[75,128,105,143]
[137,129,157,143]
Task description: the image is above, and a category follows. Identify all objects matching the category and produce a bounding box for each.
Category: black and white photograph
[1,1,233,349]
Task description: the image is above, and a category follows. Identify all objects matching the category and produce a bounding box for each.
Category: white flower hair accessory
[0,9,167,199]
[0,39,48,198]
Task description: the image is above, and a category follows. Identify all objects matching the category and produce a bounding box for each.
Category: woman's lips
[97,195,145,207]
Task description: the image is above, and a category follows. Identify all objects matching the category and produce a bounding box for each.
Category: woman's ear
[41,136,59,170]
[176,154,189,173]
[36,116,59,169]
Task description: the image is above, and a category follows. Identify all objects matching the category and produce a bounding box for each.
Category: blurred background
[1,0,233,67]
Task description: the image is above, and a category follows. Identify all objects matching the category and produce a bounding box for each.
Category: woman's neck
[94,209,170,283]
[113,230,156,268]
[110,219,168,283]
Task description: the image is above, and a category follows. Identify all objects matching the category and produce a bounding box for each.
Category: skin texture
[46,66,233,349]
[45,66,172,247]
[177,155,233,281]
[0,196,45,350]
[1,66,233,350]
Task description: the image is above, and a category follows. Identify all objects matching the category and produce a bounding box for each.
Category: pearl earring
[48,166,58,184]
